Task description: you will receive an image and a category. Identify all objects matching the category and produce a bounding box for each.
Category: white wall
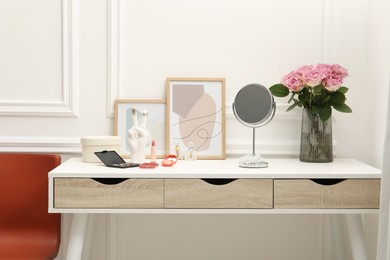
[1,0,389,259]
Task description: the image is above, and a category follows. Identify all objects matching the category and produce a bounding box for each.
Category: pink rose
[331,64,349,78]
[323,76,343,91]
[322,64,349,91]
[281,70,305,92]
[317,63,333,76]
[297,65,323,87]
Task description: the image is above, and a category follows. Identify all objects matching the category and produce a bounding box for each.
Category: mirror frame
[232,83,276,128]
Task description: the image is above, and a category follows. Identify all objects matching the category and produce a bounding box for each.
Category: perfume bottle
[185,142,197,161]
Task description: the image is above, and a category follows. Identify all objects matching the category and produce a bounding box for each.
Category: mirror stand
[232,83,275,168]
[238,127,268,168]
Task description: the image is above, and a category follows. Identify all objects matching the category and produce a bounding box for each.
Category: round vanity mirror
[232,83,275,168]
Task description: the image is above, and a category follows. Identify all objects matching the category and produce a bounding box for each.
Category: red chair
[0,153,61,259]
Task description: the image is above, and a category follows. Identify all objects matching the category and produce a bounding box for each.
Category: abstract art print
[114,99,166,158]
[166,78,226,159]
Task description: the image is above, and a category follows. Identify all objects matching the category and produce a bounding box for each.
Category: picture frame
[166,78,226,159]
[114,99,166,158]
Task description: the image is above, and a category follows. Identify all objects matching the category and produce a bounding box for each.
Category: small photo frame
[114,99,166,158]
[166,78,226,159]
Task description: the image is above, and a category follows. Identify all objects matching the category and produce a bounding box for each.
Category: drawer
[165,179,273,209]
[274,179,380,209]
[54,178,164,208]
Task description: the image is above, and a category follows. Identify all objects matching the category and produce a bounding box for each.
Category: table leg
[345,214,368,260]
[330,215,346,259]
[81,214,96,260]
[66,214,89,260]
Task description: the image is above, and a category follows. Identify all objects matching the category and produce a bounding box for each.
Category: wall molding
[0,0,78,117]
[322,0,334,63]
[0,137,81,153]
[0,136,339,158]
[62,0,79,117]
[0,136,308,157]
[106,0,121,117]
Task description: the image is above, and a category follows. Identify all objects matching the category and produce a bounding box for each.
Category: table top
[49,158,381,179]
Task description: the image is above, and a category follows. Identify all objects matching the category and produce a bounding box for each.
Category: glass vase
[299,108,333,162]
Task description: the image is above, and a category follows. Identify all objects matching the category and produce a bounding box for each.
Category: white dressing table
[48,158,381,260]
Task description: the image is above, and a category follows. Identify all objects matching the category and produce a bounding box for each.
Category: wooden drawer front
[274,179,380,209]
[54,178,164,208]
[165,179,273,209]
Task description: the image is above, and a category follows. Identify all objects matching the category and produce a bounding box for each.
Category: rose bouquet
[269,63,352,121]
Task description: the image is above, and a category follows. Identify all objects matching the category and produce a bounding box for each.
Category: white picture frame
[114,99,166,158]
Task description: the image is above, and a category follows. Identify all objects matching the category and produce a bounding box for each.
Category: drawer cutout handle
[201,179,237,185]
[92,178,129,185]
[310,179,346,186]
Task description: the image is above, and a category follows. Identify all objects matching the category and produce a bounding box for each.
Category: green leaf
[298,89,309,106]
[319,106,332,121]
[337,87,349,94]
[322,94,331,104]
[312,85,323,96]
[333,103,353,113]
[269,84,289,97]
[287,102,301,111]
[291,97,300,104]
[288,93,296,103]
[331,91,346,105]
[313,95,324,105]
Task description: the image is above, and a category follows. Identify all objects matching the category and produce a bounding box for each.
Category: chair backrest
[0,153,61,259]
